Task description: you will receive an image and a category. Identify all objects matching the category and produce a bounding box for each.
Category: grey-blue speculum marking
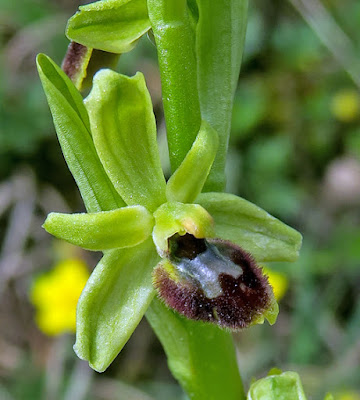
[153,234,276,330]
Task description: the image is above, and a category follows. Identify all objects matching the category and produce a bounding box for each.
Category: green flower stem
[197,0,249,192]
[146,298,245,400]
[147,0,201,173]
[147,2,248,398]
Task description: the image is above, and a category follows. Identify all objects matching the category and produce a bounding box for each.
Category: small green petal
[196,192,302,262]
[247,371,308,400]
[74,238,159,372]
[43,206,153,251]
[66,0,150,54]
[152,202,214,257]
[86,69,166,211]
[166,120,218,203]
[36,54,125,213]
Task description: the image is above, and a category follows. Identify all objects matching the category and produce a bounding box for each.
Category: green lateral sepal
[166,120,218,204]
[74,239,159,372]
[66,0,150,54]
[86,69,166,212]
[43,206,154,251]
[247,371,308,400]
[152,202,214,257]
[196,192,302,262]
[36,54,125,213]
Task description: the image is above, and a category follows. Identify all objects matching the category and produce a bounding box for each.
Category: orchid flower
[37,55,301,374]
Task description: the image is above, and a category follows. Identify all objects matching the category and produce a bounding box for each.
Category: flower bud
[153,234,278,330]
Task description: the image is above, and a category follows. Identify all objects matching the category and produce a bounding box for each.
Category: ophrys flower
[37,54,302,372]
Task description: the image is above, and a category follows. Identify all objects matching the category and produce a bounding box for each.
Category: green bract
[247,371,308,400]
[37,53,302,375]
[196,0,249,191]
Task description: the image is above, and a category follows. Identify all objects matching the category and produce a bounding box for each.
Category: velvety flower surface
[154,235,277,330]
[37,54,302,372]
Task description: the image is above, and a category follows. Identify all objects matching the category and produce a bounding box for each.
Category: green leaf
[43,206,153,251]
[85,69,166,212]
[74,238,159,372]
[152,202,214,257]
[196,192,302,262]
[36,54,125,213]
[146,297,245,400]
[66,0,150,54]
[148,0,201,173]
[247,371,307,400]
[166,120,218,203]
[196,0,248,191]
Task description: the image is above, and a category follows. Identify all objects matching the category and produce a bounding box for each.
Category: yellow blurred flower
[336,391,360,400]
[262,267,288,301]
[30,259,89,336]
[331,89,360,122]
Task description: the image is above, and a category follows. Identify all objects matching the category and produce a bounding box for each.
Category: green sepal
[247,371,308,400]
[43,206,153,251]
[146,297,245,400]
[166,120,218,204]
[36,54,125,213]
[86,69,166,212]
[66,0,150,54]
[74,238,159,372]
[62,42,120,92]
[152,202,214,257]
[196,0,248,192]
[196,192,302,262]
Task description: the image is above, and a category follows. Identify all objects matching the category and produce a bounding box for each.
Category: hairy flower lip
[153,237,278,330]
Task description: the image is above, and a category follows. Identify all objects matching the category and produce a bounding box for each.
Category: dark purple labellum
[153,234,277,330]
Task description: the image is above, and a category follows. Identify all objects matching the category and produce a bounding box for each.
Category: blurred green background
[1,0,360,399]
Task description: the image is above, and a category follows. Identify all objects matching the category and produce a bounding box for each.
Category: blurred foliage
[0,0,359,399]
